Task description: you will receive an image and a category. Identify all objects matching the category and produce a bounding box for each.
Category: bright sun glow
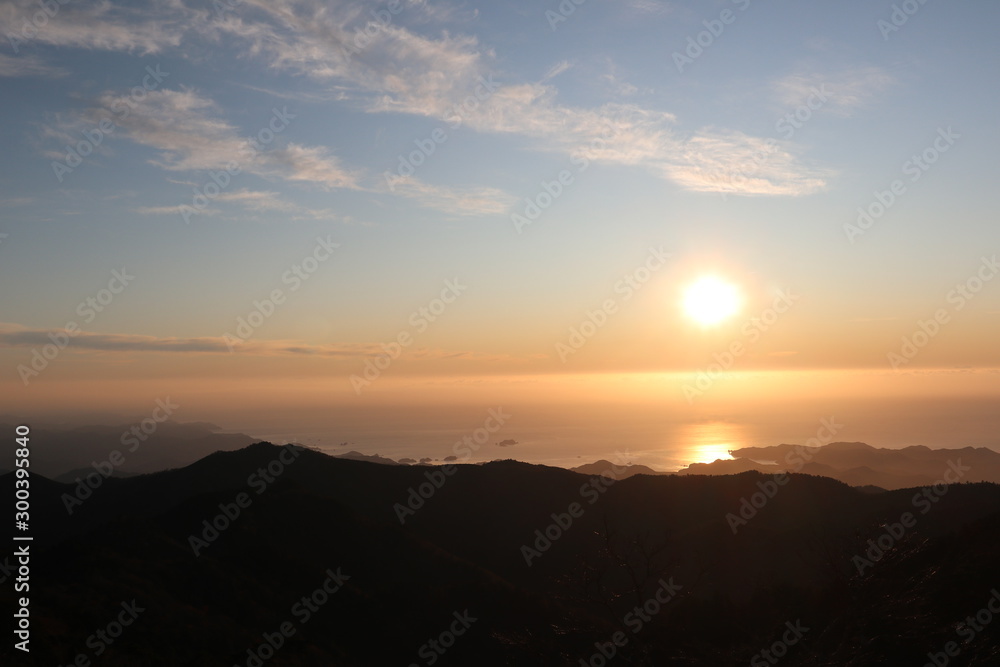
[683,276,741,325]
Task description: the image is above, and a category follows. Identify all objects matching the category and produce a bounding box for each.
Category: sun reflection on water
[677,422,746,466]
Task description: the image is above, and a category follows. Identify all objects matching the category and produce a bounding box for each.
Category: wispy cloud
[213,0,824,195]
[659,130,832,196]
[23,0,832,197]
[773,66,894,117]
[267,144,359,189]
[383,177,515,216]
[541,60,573,82]
[211,189,294,210]
[0,324,508,361]
[135,188,355,222]
[0,0,189,55]
[47,88,361,189]
[134,204,215,216]
[625,0,674,15]
[0,54,66,77]
[0,197,35,206]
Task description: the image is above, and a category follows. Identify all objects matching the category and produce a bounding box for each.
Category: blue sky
[1,0,999,411]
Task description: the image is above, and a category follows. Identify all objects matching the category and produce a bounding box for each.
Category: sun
[683,276,741,326]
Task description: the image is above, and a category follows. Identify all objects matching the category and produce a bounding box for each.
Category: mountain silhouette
[0,421,253,478]
[676,441,1000,490]
[3,442,999,665]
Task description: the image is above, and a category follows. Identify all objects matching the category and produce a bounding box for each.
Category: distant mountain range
[19,418,1000,493]
[571,459,664,479]
[3,442,999,665]
[0,421,253,478]
[675,441,1000,490]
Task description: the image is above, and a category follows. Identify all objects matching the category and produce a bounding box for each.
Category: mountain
[0,420,255,478]
[676,441,1000,490]
[571,459,666,479]
[53,467,140,484]
[2,442,999,665]
[333,450,403,465]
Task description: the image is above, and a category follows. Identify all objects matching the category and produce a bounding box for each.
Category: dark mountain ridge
[3,442,999,665]
[678,440,1000,489]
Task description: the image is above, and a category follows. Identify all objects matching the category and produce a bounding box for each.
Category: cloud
[135,188,355,222]
[216,0,484,118]
[597,58,647,98]
[134,204,213,216]
[0,324,512,361]
[660,130,831,195]
[0,326,240,354]
[0,325,370,357]
[0,54,66,77]
[48,88,361,189]
[0,0,189,55]
[773,66,894,117]
[0,197,34,206]
[383,177,515,216]
[541,60,572,82]
[625,0,673,14]
[214,0,824,195]
[267,144,360,189]
[21,0,831,197]
[212,189,296,210]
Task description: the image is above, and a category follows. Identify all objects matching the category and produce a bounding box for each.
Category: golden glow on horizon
[683,276,741,326]
[678,422,742,465]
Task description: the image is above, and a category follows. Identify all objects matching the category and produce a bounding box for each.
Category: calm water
[250,395,1000,472]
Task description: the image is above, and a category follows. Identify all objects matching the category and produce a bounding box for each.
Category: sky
[1,0,999,442]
